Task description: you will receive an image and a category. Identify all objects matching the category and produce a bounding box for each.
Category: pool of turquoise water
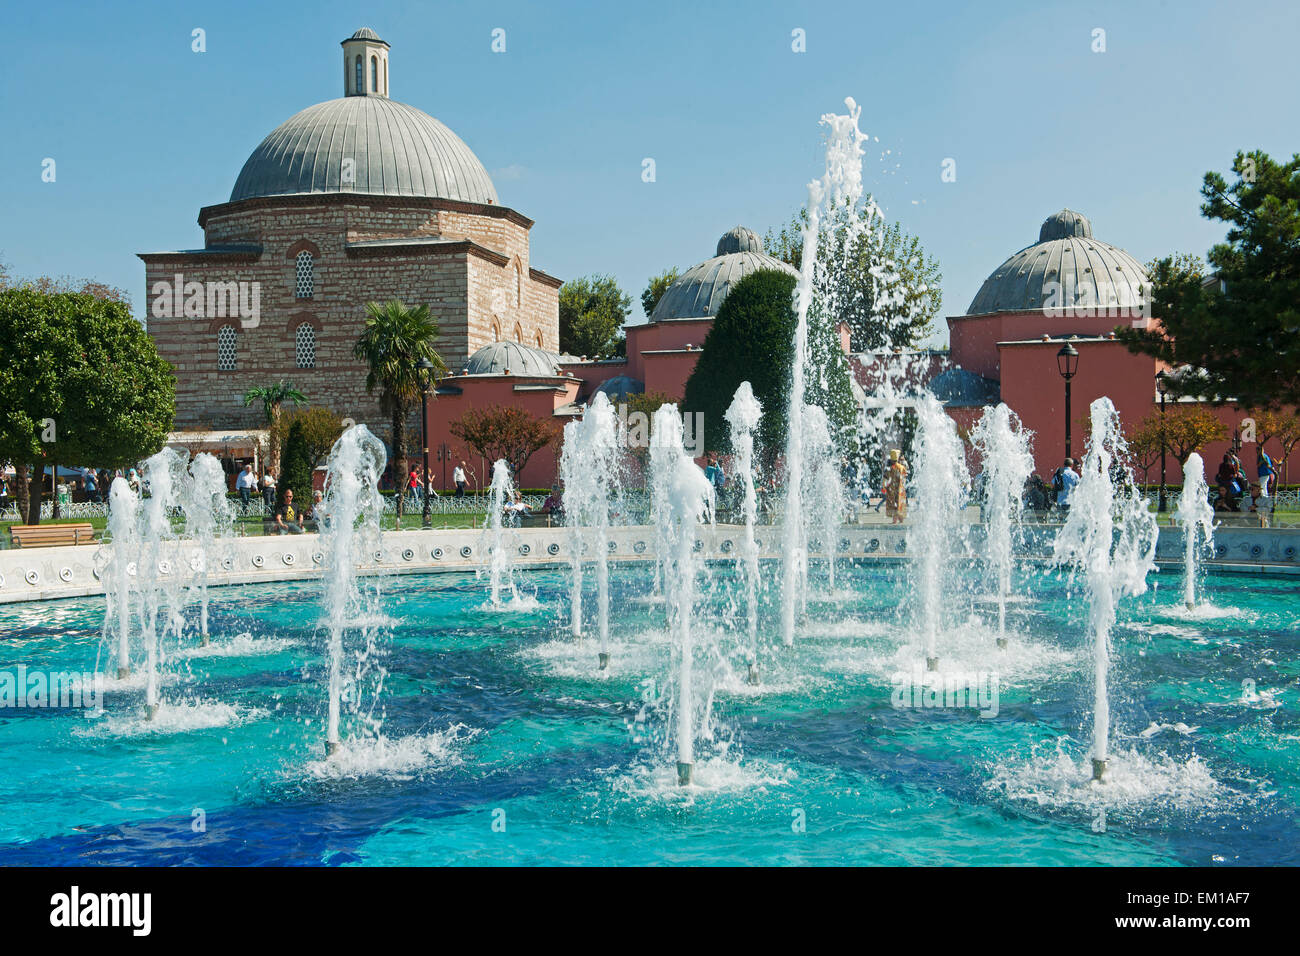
[0,559,1295,865]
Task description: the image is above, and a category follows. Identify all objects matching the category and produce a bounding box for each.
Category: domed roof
[929,368,1000,407]
[348,27,386,43]
[650,227,798,322]
[229,96,499,204]
[967,209,1148,315]
[464,341,558,376]
[595,375,645,402]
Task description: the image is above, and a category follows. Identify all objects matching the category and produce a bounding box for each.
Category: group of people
[1214,448,1275,513]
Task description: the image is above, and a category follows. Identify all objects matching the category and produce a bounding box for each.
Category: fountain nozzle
[1185,601,1196,611]
[326,739,341,757]
[116,667,131,681]
[746,663,759,686]
[145,703,158,721]
[926,656,939,672]
[598,652,609,671]
[1091,758,1108,782]
[201,635,210,648]
[676,762,693,786]
[995,637,1008,650]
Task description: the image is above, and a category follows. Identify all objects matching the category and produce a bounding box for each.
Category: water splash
[179,452,234,644]
[138,448,188,719]
[971,403,1034,644]
[724,382,763,682]
[908,394,970,668]
[1053,397,1158,779]
[1175,452,1215,609]
[103,477,140,680]
[482,459,521,607]
[318,424,388,757]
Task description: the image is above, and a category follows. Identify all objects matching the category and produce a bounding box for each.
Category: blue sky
[2,0,1298,344]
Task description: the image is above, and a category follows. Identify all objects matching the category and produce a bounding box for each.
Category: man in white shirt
[1054,458,1080,511]
[453,462,468,498]
[236,464,257,513]
[261,471,277,512]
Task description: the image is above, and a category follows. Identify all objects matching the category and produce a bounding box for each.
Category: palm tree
[243,381,308,478]
[353,300,447,517]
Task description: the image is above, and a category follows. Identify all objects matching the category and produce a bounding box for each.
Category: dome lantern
[342,28,390,97]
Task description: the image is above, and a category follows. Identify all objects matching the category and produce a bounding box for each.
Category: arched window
[295,323,316,369]
[514,322,524,344]
[384,59,388,94]
[491,318,501,342]
[371,56,378,92]
[354,55,363,94]
[295,251,314,299]
[534,330,544,349]
[217,324,237,371]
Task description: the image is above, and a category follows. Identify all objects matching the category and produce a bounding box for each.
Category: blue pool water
[0,560,1296,865]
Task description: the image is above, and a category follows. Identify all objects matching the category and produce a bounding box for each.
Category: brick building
[140,28,561,456]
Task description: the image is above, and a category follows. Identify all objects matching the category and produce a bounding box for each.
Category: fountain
[318,424,388,757]
[651,404,716,785]
[104,477,140,680]
[559,391,620,668]
[970,403,1034,648]
[1176,452,1215,609]
[179,452,234,646]
[725,382,763,684]
[482,459,521,607]
[137,448,187,719]
[1053,397,1158,781]
[781,98,868,648]
[909,394,970,671]
[802,404,844,594]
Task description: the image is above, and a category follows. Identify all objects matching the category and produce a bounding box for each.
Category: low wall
[1,523,1297,606]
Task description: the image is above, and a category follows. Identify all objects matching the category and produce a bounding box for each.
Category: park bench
[8,523,97,548]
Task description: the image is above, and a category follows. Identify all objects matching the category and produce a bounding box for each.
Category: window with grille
[295,251,314,299]
[295,323,316,368]
[217,324,237,370]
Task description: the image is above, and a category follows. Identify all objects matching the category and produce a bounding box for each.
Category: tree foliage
[269,406,344,472]
[0,287,175,523]
[1128,404,1229,467]
[243,381,306,478]
[764,199,942,351]
[558,274,631,358]
[354,300,446,515]
[682,269,857,464]
[640,267,679,319]
[278,418,315,514]
[1254,408,1300,473]
[1119,150,1300,407]
[448,405,560,479]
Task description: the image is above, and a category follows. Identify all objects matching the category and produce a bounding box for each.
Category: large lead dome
[229,30,498,205]
[650,226,798,321]
[966,209,1148,314]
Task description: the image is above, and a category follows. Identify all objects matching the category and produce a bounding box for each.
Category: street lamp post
[418,358,434,529]
[1156,371,1168,513]
[1056,340,1080,462]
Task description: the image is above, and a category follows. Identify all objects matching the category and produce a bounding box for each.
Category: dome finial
[342,29,391,97]
[1039,208,1092,242]
[716,225,763,256]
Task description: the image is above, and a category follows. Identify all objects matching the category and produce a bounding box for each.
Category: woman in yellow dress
[884,449,908,524]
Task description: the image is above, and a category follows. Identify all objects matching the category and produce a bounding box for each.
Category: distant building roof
[966,209,1149,315]
[595,375,645,402]
[464,341,560,376]
[650,227,798,322]
[928,368,1000,407]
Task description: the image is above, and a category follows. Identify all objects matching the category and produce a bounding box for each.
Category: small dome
[716,225,764,256]
[464,342,558,376]
[929,368,999,407]
[1039,208,1093,242]
[347,27,386,43]
[595,376,644,402]
[651,228,798,322]
[967,210,1148,315]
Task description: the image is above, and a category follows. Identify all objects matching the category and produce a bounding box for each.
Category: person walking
[261,470,277,513]
[453,461,468,498]
[1053,458,1079,513]
[884,449,909,524]
[236,464,257,514]
[1257,448,1276,498]
[82,467,99,504]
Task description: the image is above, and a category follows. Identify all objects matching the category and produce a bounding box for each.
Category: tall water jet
[138,448,187,719]
[482,459,520,607]
[180,452,234,645]
[652,404,716,785]
[802,405,844,593]
[725,382,763,684]
[971,403,1034,648]
[103,477,141,680]
[1053,397,1157,782]
[319,424,387,757]
[1176,452,1215,609]
[559,392,620,668]
[909,394,970,671]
